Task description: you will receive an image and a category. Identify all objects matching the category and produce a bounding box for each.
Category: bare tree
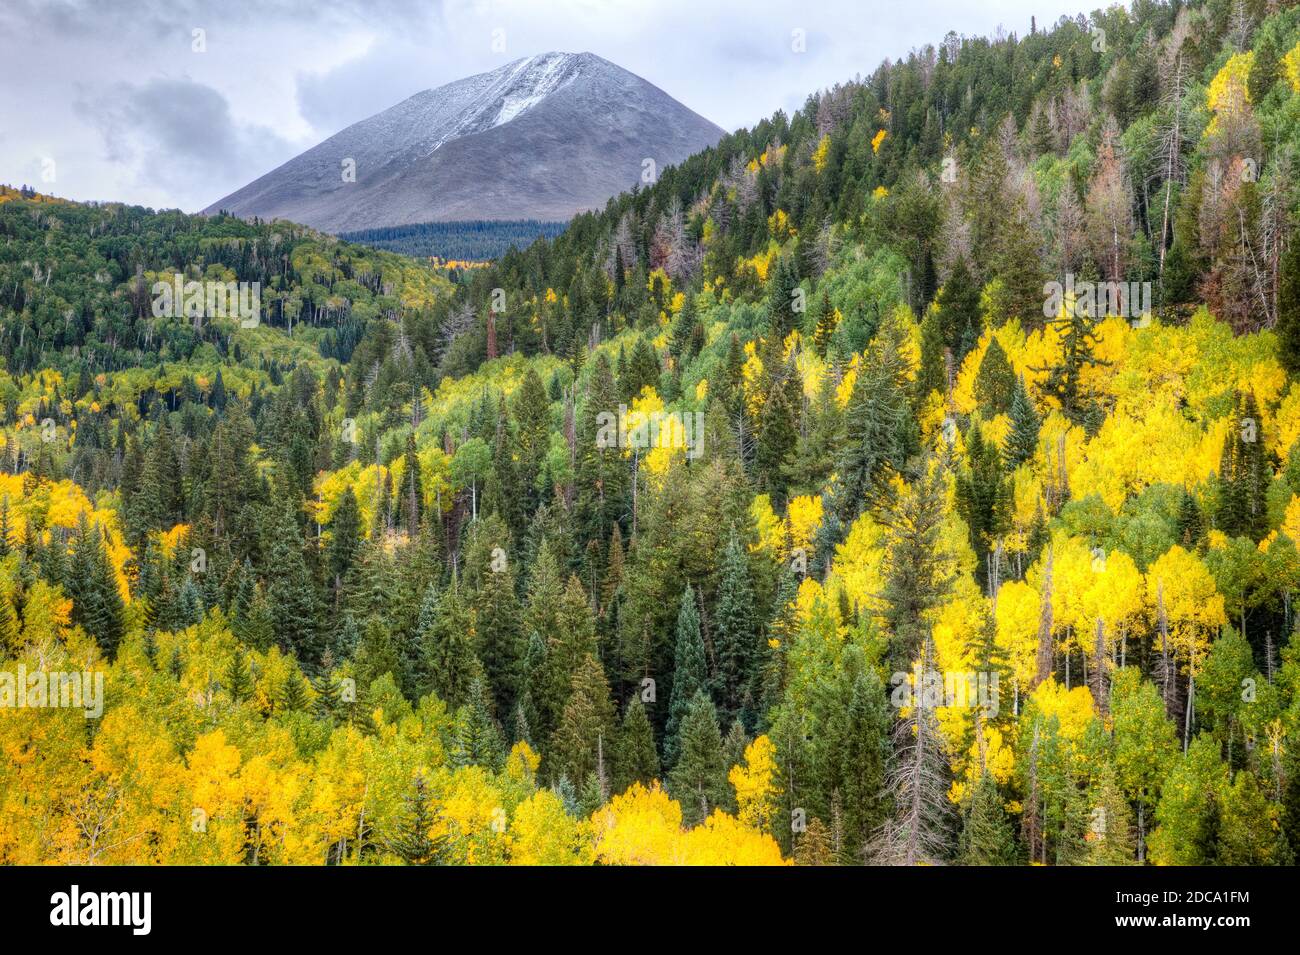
[867,642,953,866]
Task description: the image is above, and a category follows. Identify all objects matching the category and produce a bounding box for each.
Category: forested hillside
[3,0,1300,865]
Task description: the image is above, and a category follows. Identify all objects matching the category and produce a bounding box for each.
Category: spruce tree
[613,696,660,793]
[958,771,1019,865]
[265,495,320,663]
[1004,375,1041,469]
[66,516,125,657]
[421,579,479,708]
[550,653,616,786]
[224,647,254,703]
[665,584,709,765]
[955,422,1012,589]
[713,535,759,727]
[935,257,981,355]
[667,691,730,826]
[387,775,444,865]
[973,336,1015,415]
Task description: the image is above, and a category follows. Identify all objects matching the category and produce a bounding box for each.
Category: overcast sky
[1,0,1091,213]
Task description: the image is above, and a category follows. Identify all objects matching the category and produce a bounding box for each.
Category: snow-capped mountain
[203,52,725,232]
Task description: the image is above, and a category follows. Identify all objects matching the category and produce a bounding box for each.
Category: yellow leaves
[1280,495,1300,547]
[812,134,832,172]
[1071,397,1203,512]
[680,810,788,865]
[590,782,786,865]
[1205,51,1254,137]
[508,789,591,865]
[735,240,781,283]
[872,185,889,199]
[749,494,785,557]
[187,730,243,807]
[768,208,794,239]
[1145,545,1226,669]
[1285,41,1300,93]
[729,735,779,831]
[159,523,190,557]
[871,129,888,153]
[590,781,684,864]
[996,578,1043,690]
[786,494,824,554]
[1028,679,1098,744]
[830,510,887,619]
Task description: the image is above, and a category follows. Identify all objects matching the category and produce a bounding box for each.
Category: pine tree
[955,422,1012,589]
[400,433,423,533]
[421,579,479,708]
[265,495,320,663]
[1176,488,1204,548]
[1003,375,1041,469]
[66,515,125,657]
[881,462,954,671]
[387,774,444,865]
[765,254,802,341]
[830,662,892,857]
[713,534,758,727]
[224,647,254,703]
[613,696,660,794]
[915,307,946,405]
[935,257,981,356]
[958,771,1019,865]
[973,336,1015,415]
[473,558,523,719]
[457,678,506,770]
[667,691,730,826]
[665,584,709,765]
[550,653,615,786]
[833,315,915,524]
[1083,763,1137,865]
[355,615,403,698]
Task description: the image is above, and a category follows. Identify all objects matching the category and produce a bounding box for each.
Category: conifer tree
[973,336,1015,415]
[667,690,730,826]
[387,775,444,865]
[356,615,403,697]
[613,696,660,794]
[935,257,981,356]
[224,647,254,703]
[421,579,479,708]
[833,314,915,524]
[665,584,709,765]
[1003,375,1041,469]
[473,557,523,719]
[868,645,953,865]
[955,422,1012,589]
[713,535,759,727]
[265,495,320,663]
[958,771,1019,865]
[66,515,125,657]
[550,652,615,786]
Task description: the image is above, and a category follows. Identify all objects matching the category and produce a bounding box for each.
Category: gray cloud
[74,77,292,208]
[1,0,1090,211]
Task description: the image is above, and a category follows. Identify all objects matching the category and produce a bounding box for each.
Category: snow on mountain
[203,52,725,232]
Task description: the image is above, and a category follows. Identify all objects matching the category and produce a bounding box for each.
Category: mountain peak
[204,53,723,232]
